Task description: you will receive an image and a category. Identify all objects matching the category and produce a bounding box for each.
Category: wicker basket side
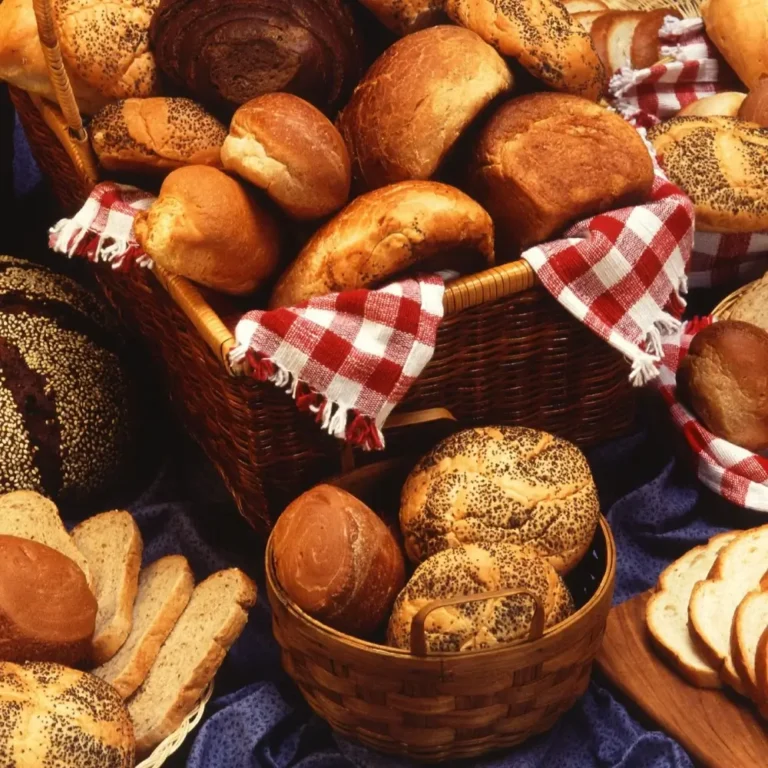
[712,281,756,319]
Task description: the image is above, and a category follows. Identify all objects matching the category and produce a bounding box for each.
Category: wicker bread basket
[265,453,617,762]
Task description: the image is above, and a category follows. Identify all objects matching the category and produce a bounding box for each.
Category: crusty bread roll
[739,78,768,126]
[0,535,97,667]
[678,92,747,117]
[269,181,495,308]
[355,0,446,34]
[591,11,647,74]
[337,26,513,192]
[630,8,682,69]
[400,426,600,574]
[471,93,654,252]
[445,0,604,101]
[134,166,281,296]
[90,98,226,174]
[222,94,351,220]
[677,321,768,451]
[648,116,768,233]
[387,543,575,652]
[272,485,405,636]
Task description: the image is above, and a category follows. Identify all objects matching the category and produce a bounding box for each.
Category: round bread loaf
[387,543,575,652]
[221,94,351,220]
[0,535,97,666]
[90,98,227,174]
[648,116,768,233]
[355,0,446,33]
[0,661,134,767]
[739,79,768,127]
[271,485,406,636]
[337,26,514,192]
[471,93,654,253]
[677,321,768,451]
[678,92,747,118]
[0,256,135,501]
[269,180,495,308]
[400,426,600,573]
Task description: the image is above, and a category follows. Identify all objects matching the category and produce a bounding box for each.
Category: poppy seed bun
[445,0,605,101]
[648,116,768,233]
[90,98,227,174]
[355,0,446,34]
[337,26,514,192]
[387,543,575,652]
[222,94,351,220]
[399,426,600,574]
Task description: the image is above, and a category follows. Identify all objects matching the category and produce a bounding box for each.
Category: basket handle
[409,586,546,657]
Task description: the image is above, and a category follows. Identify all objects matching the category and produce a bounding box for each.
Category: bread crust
[739,79,768,127]
[355,0,446,34]
[630,8,681,69]
[731,580,768,701]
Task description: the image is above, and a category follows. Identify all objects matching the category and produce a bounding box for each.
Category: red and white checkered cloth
[655,317,768,510]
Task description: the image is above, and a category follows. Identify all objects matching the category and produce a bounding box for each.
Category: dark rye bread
[0,255,135,501]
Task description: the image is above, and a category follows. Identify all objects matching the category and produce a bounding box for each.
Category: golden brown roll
[134,166,281,295]
[399,426,600,574]
[678,92,747,117]
[739,79,768,126]
[355,0,446,34]
[445,0,604,101]
[269,181,495,308]
[630,8,682,69]
[271,485,405,636]
[337,26,514,192]
[471,93,654,252]
[387,543,574,652]
[222,94,351,220]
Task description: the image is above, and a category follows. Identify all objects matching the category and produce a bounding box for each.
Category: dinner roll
[678,92,747,117]
[269,181,494,308]
[338,26,514,192]
[739,79,768,126]
[355,0,446,34]
[272,485,405,636]
[222,94,351,220]
[400,426,600,573]
[471,93,654,252]
[387,543,575,652]
[134,166,281,295]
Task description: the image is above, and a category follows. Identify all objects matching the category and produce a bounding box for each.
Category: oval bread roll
[678,92,746,117]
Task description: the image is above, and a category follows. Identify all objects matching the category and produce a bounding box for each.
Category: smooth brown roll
[630,8,682,69]
[271,485,406,637]
[471,93,654,252]
[678,92,746,117]
[134,166,281,295]
[269,181,495,308]
[221,94,351,220]
[337,26,514,192]
[677,321,768,452]
[355,0,446,34]
[739,79,768,127]
[0,535,97,666]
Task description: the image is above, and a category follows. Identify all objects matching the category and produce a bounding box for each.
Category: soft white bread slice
[732,577,768,700]
[606,12,647,72]
[93,556,194,699]
[564,0,607,11]
[574,10,607,32]
[646,531,739,687]
[72,511,143,666]
[127,568,257,756]
[0,490,92,586]
[689,525,768,694]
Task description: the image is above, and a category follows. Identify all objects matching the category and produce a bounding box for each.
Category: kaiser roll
[677,320,768,451]
[471,93,654,252]
[739,78,768,127]
[0,661,134,767]
[399,426,600,574]
[222,94,351,220]
[355,0,446,34]
[271,485,405,636]
[134,166,281,295]
[678,92,747,117]
[337,26,514,192]
[269,181,495,308]
[387,543,575,652]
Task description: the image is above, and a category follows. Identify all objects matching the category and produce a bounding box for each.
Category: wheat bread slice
[0,490,92,586]
[732,576,768,701]
[93,555,194,699]
[127,568,257,755]
[72,510,143,666]
[646,531,738,687]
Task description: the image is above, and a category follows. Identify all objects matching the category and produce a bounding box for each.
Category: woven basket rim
[711,280,757,320]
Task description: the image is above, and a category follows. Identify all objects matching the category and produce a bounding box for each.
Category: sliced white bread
[646,531,739,687]
[127,568,257,756]
[93,555,194,699]
[732,575,768,701]
[689,525,768,694]
[757,625,768,711]
[72,510,143,666]
[564,0,608,12]
[574,10,607,32]
[0,490,92,586]
[605,12,648,72]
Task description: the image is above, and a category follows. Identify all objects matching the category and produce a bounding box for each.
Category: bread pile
[647,525,768,715]
[0,490,257,760]
[272,426,602,653]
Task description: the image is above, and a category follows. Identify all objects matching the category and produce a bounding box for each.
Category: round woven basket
[711,281,756,319]
[265,458,616,762]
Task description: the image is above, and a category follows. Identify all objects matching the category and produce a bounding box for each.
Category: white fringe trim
[48,220,154,270]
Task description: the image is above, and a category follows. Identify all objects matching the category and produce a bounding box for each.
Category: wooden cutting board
[596,592,768,768]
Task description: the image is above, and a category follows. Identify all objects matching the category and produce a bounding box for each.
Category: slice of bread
[564,0,608,12]
[757,625,768,711]
[574,10,607,32]
[127,568,257,755]
[93,556,194,699]
[732,577,768,700]
[689,525,768,694]
[646,531,738,687]
[605,12,647,72]
[0,490,92,586]
[72,511,143,666]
